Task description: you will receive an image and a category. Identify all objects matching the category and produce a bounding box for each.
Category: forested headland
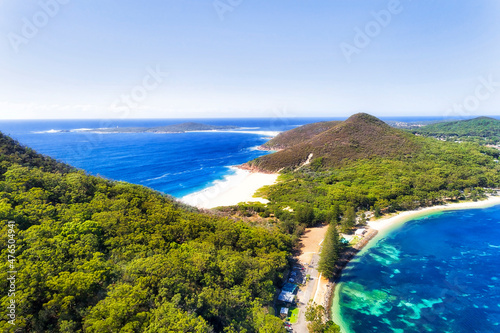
[244,114,500,228]
[410,116,500,145]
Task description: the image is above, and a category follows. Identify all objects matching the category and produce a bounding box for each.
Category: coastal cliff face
[246,113,419,172]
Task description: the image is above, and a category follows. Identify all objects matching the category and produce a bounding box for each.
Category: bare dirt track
[293,224,328,333]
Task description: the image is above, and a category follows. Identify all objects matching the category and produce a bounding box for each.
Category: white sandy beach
[368,195,500,232]
[180,168,279,209]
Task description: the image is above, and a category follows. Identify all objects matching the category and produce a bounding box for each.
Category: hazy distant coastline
[33,122,241,134]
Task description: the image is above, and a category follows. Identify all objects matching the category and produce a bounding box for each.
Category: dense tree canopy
[305,302,340,333]
[256,138,500,219]
[411,117,500,144]
[0,133,290,332]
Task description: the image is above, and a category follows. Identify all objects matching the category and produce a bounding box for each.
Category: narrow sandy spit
[180,168,279,209]
[368,195,500,233]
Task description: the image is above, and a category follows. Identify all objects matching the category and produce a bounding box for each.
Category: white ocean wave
[144,167,205,182]
[70,128,93,132]
[34,127,281,137]
[247,145,262,151]
[179,166,248,207]
[189,130,281,137]
[32,129,64,134]
[229,130,281,136]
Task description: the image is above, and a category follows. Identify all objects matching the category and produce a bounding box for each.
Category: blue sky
[1,0,499,119]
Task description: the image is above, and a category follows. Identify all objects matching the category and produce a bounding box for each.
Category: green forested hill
[0,134,74,174]
[262,121,341,150]
[412,117,500,144]
[248,114,500,227]
[0,133,289,333]
[247,113,418,172]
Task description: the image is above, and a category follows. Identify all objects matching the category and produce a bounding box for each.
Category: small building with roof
[278,283,298,303]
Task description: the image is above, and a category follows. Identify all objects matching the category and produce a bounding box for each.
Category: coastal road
[293,253,320,333]
[291,227,379,332]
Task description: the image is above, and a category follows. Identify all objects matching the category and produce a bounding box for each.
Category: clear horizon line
[0,114,498,121]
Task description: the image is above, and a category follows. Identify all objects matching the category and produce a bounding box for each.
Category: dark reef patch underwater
[334,204,500,333]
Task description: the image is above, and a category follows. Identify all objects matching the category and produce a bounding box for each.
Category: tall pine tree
[318,223,341,278]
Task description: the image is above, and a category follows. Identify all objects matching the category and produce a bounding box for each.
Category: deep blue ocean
[0,117,329,197]
[334,205,500,333]
[0,116,459,198]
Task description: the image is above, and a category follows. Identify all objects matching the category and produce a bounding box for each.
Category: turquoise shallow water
[333,205,500,333]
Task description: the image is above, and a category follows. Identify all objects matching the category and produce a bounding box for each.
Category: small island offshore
[36,122,241,134]
[1,113,500,332]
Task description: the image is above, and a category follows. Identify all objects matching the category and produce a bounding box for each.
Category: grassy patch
[349,235,361,246]
[287,307,299,324]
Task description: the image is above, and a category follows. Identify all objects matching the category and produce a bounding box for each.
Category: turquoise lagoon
[332,204,500,333]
